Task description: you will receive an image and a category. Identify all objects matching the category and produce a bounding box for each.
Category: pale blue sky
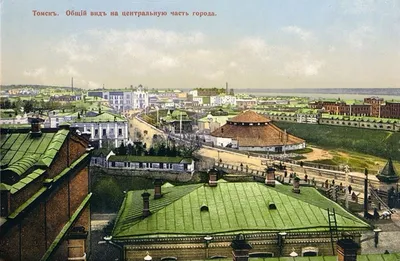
[2,0,400,89]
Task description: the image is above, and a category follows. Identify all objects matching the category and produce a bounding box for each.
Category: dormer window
[200,205,209,212]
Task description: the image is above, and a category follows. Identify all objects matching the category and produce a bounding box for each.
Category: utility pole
[345,165,350,209]
[180,111,183,139]
[363,168,369,218]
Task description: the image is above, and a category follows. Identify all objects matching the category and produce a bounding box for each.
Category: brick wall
[45,181,69,248]
[0,224,20,260]
[47,142,69,179]
[20,202,46,260]
[125,234,362,260]
[10,176,45,214]
[69,167,89,213]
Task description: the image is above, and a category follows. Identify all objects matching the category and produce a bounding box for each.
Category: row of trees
[115,142,182,157]
[0,97,63,113]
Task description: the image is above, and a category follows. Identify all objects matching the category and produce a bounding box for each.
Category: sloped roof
[228,110,271,123]
[211,122,304,147]
[0,129,69,184]
[112,183,369,239]
[377,158,399,183]
[71,112,126,123]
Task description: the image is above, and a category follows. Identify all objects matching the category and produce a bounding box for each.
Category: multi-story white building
[72,112,129,148]
[87,85,149,112]
[210,95,236,106]
[46,110,129,148]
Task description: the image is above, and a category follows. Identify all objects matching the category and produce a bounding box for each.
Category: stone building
[380,101,400,119]
[110,173,370,261]
[364,97,384,117]
[0,122,92,261]
[210,110,305,152]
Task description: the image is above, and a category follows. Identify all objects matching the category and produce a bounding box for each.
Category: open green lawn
[274,122,400,161]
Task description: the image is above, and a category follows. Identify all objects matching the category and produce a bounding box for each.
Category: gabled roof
[0,129,69,184]
[228,110,271,124]
[112,183,370,239]
[377,158,399,183]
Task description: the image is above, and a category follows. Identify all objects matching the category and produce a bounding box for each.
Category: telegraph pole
[363,168,369,218]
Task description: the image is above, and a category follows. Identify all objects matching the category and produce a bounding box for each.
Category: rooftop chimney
[265,167,276,187]
[336,238,360,261]
[292,177,301,194]
[231,234,252,261]
[154,179,163,199]
[208,168,218,187]
[141,191,151,217]
[30,118,42,137]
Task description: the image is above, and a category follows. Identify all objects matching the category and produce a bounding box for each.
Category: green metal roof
[71,112,126,123]
[377,158,399,183]
[108,155,192,164]
[0,129,70,181]
[112,183,370,239]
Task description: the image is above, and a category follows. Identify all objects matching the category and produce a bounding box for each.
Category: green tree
[92,177,124,213]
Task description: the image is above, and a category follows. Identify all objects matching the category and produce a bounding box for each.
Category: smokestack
[226,82,228,94]
[71,77,74,93]
[208,168,218,187]
[231,234,252,261]
[141,191,151,217]
[336,239,359,261]
[154,179,163,199]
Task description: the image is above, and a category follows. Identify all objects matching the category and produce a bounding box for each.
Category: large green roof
[0,129,69,183]
[71,112,126,123]
[112,183,370,239]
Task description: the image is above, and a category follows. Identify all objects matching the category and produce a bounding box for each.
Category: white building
[107,155,195,173]
[46,110,129,148]
[87,85,149,112]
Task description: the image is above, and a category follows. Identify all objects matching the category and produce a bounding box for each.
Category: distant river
[249,92,400,100]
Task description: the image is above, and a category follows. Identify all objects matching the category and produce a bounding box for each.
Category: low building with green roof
[107,154,195,173]
[111,179,370,260]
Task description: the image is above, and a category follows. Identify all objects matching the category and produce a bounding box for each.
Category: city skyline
[2,0,400,89]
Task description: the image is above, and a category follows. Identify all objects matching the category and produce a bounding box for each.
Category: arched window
[302,247,318,256]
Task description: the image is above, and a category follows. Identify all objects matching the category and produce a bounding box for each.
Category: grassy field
[275,122,400,160]
[309,149,400,173]
[274,122,400,172]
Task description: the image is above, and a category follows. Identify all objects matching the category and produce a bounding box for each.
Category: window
[102,129,106,136]
[95,129,99,136]
[118,128,122,136]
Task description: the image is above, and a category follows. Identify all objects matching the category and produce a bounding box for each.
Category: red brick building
[380,101,400,119]
[0,121,92,261]
[309,100,372,117]
[364,97,384,117]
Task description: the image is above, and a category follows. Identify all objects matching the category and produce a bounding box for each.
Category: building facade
[87,85,149,112]
[0,122,92,261]
[110,177,370,261]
